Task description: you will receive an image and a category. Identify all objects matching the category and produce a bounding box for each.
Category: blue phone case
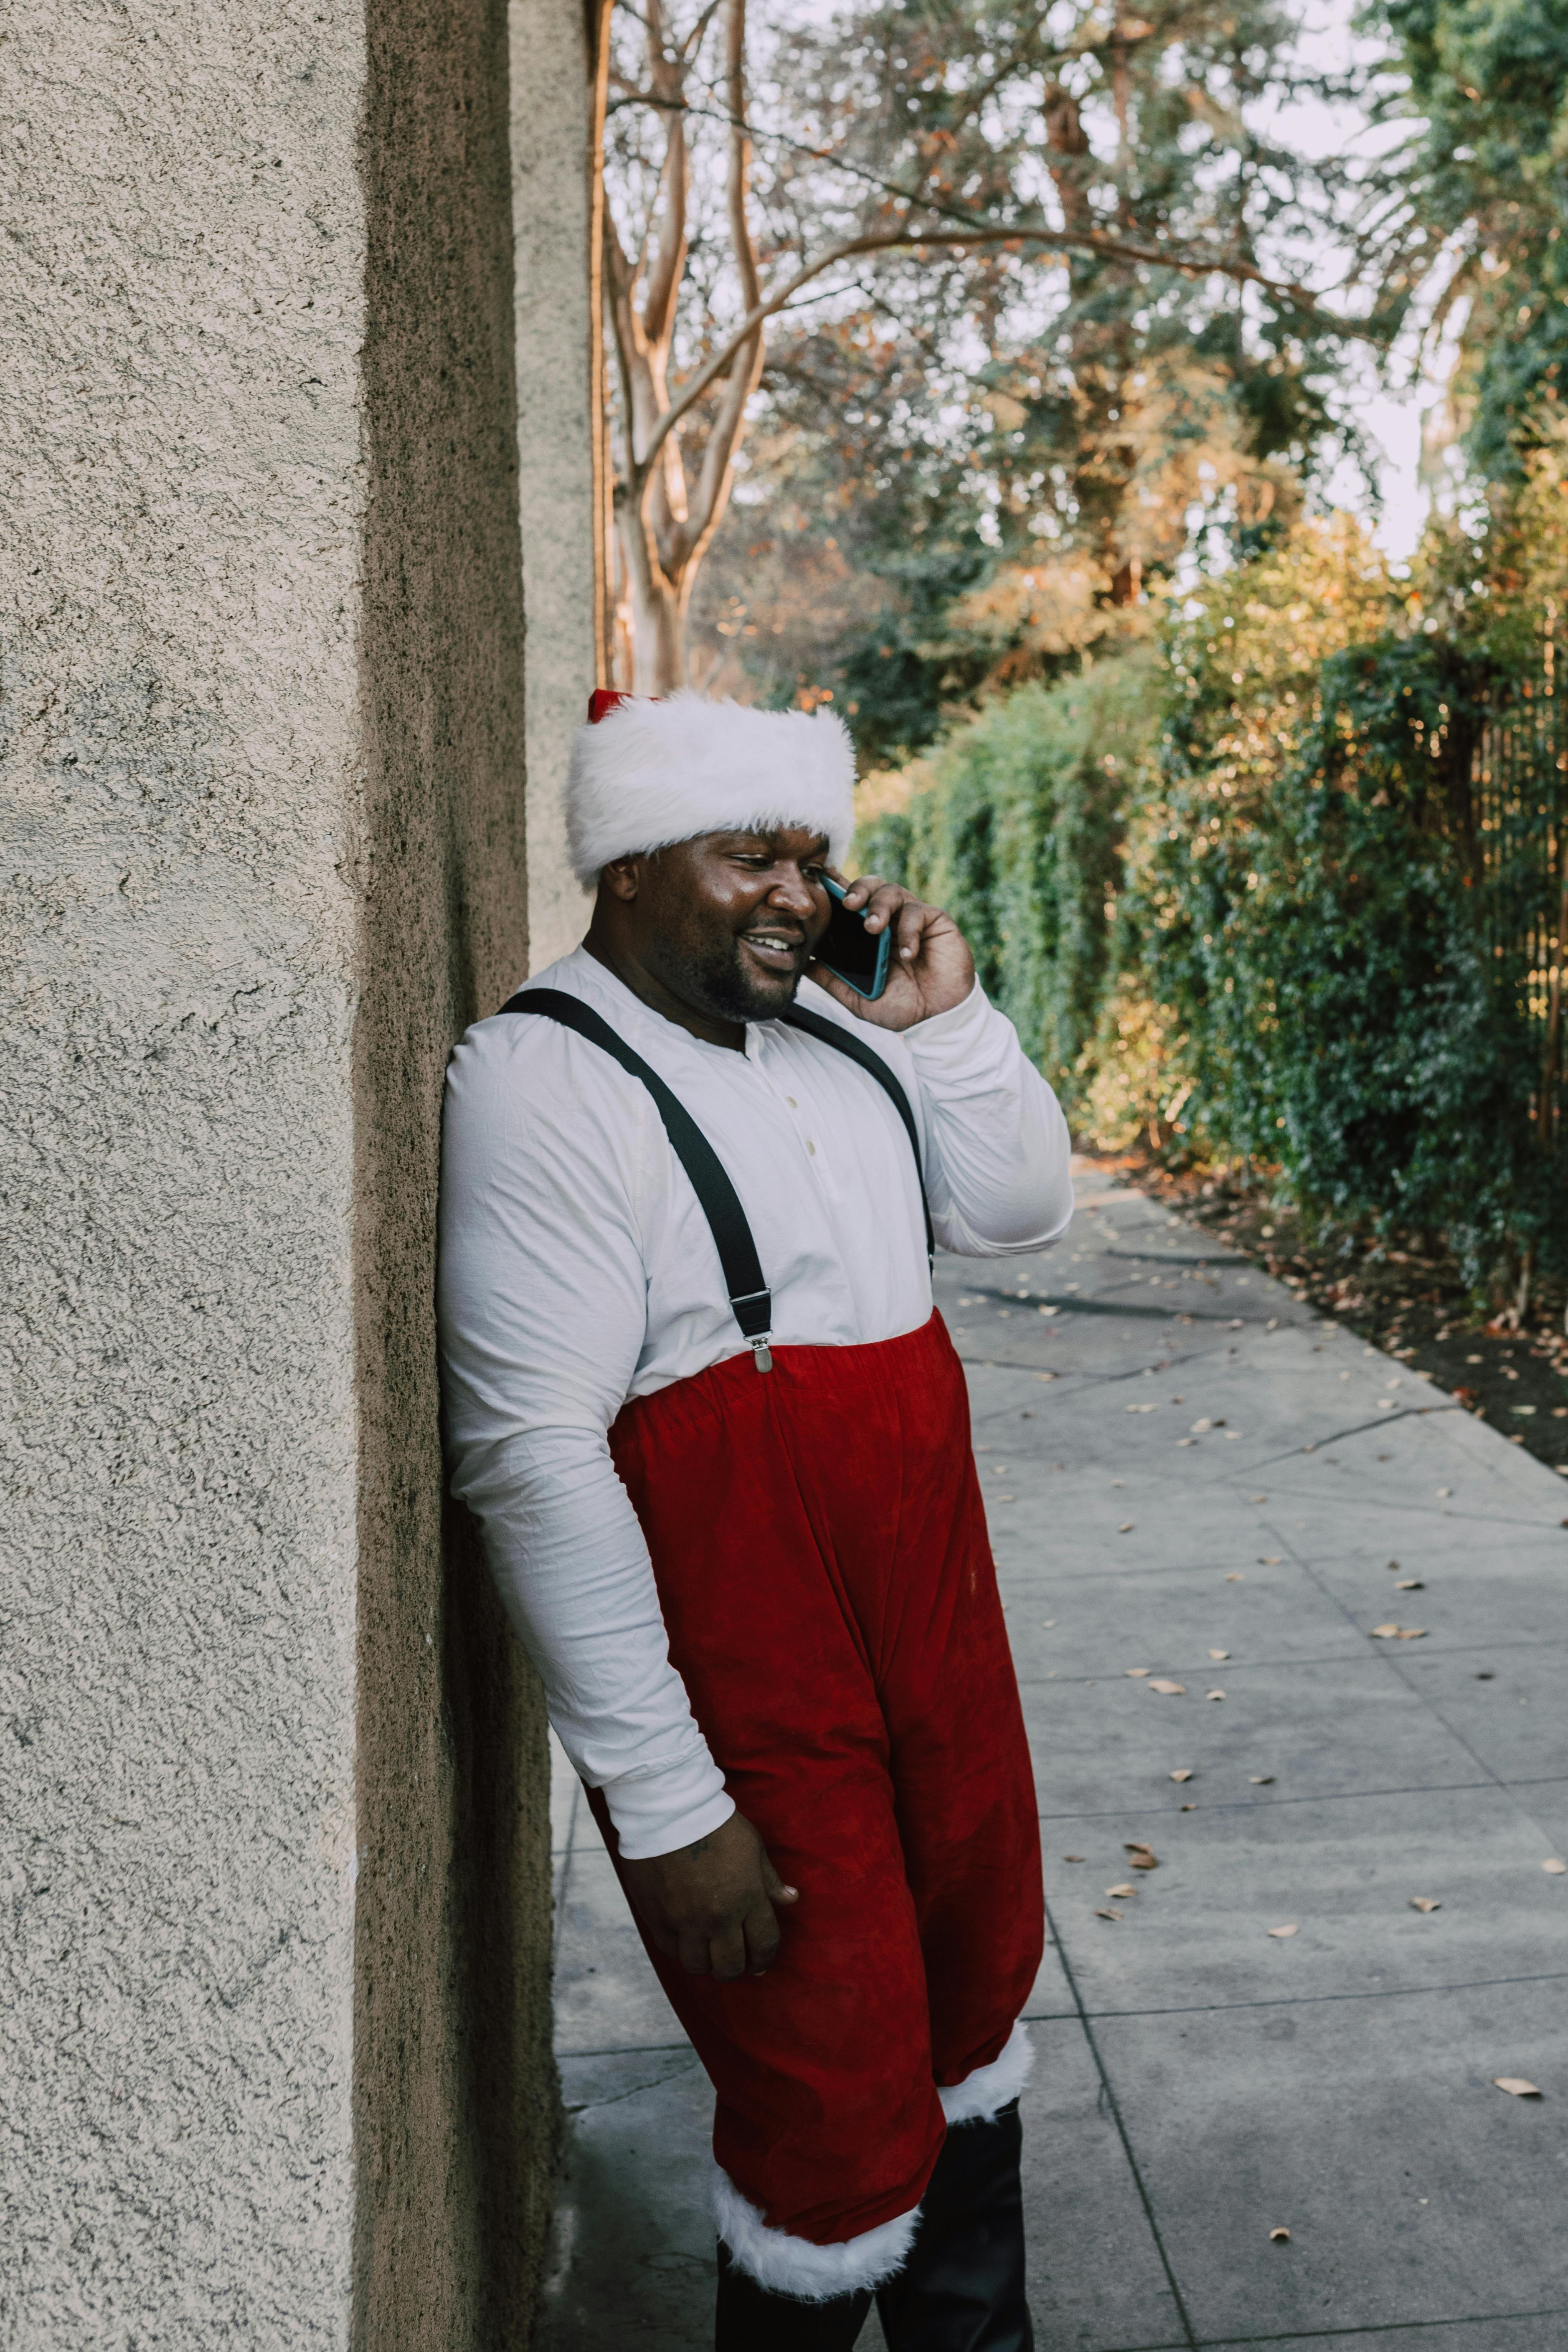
[820,875,893,1000]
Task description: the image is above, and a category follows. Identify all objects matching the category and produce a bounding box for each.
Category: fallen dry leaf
[1148,1679,1187,1695]
[1226,1571,1247,1582]
[1493,2078,1542,2098]
[1190,1418,1213,1433]
[1125,1840,1157,1857]
[1063,1855,1084,1862]
[1371,1623,1401,1638]
[1094,1908,1122,1921]
[1118,1521,1136,1533]
[1269,2227,1291,2244]
[1170,1768,1194,1783]
[1206,1688,1226,1701]
[1436,1486,1451,1498]
[1250,1492,1268,1503]
[1125,1667,1152,1678]
[1267,1923,1299,1939]
[1543,1860,1567,1876]
[1128,1854,1160,1873]
[1395,1578,1425,1591]
[1106,1883,1138,1898]
[1410,1897,1441,1913]
[1249,1774,1275,1785]
[1394,1627,1427,1640]
[1209,1648,1230,1660]
[1180,1801,1198,1810]
[1258,1555,1282,1565]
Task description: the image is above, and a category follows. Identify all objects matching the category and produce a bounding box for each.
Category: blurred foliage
[856,648,1163,1085]
[1368,0,1568,480]
[877,513,1568,1281]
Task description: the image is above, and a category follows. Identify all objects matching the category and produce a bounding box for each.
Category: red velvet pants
[598,1309,1044,2249]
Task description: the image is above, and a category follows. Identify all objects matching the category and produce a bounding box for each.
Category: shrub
[855,650,1162,1095]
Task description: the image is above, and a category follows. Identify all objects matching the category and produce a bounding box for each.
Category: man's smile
[741,928,809,973]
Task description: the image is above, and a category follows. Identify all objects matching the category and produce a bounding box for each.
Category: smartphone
[817,874,892,1000]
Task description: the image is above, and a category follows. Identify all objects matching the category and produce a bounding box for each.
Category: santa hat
[565,689,856,887]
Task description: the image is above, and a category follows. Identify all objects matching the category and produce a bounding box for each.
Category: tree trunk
[616,505,689,692]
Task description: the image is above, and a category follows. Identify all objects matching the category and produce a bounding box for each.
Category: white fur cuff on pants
[712,2021,1033,2298]
[712,2168,919,2302]
[938,2019,1035,2126]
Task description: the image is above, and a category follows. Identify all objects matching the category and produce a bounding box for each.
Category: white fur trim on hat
[937,2020,1035,2126]
[713,2165,918,2301]
[566,690,856,885]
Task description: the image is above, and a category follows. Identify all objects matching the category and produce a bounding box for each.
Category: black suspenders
[497,987,933,1371]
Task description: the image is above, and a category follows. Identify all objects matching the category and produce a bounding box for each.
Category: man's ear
[599,855,643,903]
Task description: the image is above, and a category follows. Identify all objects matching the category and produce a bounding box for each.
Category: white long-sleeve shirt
[436,945,1073,1857]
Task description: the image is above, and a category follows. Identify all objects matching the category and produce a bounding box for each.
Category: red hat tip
[587,688,655,723]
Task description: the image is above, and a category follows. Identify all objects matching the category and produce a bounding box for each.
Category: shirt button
[806,1140,817,1155]
[786,1096,797,1107]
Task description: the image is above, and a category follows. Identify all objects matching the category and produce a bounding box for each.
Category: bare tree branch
[631,223,1347,490]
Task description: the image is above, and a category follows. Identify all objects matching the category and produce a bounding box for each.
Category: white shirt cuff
[602,1754,737,1860]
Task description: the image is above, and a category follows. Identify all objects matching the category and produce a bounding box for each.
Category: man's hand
[809,874,975,1031]
[621,1810,798,1981]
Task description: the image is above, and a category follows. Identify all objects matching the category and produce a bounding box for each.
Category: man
[438,690,1073,2349]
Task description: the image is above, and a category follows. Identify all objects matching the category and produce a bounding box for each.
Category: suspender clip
[750,1336,774,1374]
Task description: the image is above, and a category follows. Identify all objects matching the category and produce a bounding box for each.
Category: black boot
[874,2101,1032,2352]
[715,2241,872,2350]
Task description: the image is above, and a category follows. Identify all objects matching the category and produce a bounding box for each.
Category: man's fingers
[896,898,930,962]
[743,1900,781,1975]
[676,1926,713,1976]
[709,1921,749,1983]
[859,881,903,931]
[759,1852,798,1904]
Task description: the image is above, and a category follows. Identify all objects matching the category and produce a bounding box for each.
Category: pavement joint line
[1236,1495,1568,1535]
[1034,1774,1556,1819]
[1003,1555,1568,1590]
[1038,1884,1202,2351]
[1180,2309,1568,2348]
[1014,1634,1568,1688]
[563,2059,706,2118]
[961,1295,1255,1327]
[556,2038,695,2060]
[1023,1966,1568,2025]
[1219,1413,1464,1477]
[1093,2311,1568,2351]
[1100,1250,1238,1266]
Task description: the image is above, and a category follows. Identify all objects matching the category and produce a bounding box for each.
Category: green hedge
[855,651,1161,1094]
[868,517,1568,1285]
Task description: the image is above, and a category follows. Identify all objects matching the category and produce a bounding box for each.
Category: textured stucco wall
[512,0,599,971]
[3,0,562,2343]
[2,5,368,2339]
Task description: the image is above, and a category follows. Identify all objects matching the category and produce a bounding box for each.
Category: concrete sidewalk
[536,1160,1568,2352]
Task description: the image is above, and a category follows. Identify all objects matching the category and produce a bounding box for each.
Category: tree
[1366,0,1568,480]
[601,0,1333,696]
[681,0,1365,749]
[604,0,765,692]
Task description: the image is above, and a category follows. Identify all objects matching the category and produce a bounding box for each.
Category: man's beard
[660,929,804,1025]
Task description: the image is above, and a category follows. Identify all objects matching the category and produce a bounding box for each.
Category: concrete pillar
[511,0,605,970]
[2,0,589,2341]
